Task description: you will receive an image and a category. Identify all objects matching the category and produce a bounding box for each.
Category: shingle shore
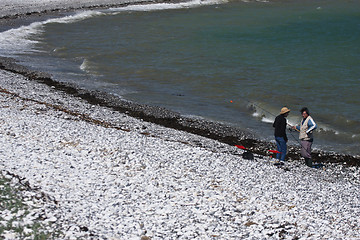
[1,0,359,166]
[0,0,170,18]
[1,66,359,239]
[0,1,359,239]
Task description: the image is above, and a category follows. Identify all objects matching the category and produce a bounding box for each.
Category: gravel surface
[1,69,359,239]
[0,0,162,18]
[0,0,359,239]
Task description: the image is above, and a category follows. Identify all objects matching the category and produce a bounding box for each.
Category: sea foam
[0,0,227,56]
[0,11,105,56]
[108,0,228,12]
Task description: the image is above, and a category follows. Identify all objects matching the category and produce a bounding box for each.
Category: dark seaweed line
[0,56,359,166]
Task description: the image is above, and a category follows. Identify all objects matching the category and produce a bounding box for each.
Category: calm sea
[1,0,359,155]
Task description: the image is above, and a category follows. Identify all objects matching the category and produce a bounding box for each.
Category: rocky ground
[0,0,359,239]
[0,0,170,18]
[0,69,359,239]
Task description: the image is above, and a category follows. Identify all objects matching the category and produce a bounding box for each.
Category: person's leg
[301,140,313,167]
[300,140,307,158]
[275,137,281,160]
[305,158,312,167]
[279,138,287,162]
[307,141,313,167]
[276,137,286,162]
[307,141,313,158]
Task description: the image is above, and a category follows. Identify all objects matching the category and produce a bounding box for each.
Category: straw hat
[280,107,290,115]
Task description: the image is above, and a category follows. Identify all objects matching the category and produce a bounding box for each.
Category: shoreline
[0,56,359,166]
[1,62,360,239]
[0,0,184,19]
[1,66,359,239]
[1,1,360,239]
[0,0,358,166]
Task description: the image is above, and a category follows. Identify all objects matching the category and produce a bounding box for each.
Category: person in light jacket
[293,107,317,167]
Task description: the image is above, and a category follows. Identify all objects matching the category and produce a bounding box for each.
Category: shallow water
[1,0,359,155]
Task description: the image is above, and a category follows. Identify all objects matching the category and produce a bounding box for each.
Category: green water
[9,0,360,154]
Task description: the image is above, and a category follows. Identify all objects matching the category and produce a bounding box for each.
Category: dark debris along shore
[1,56,359,166]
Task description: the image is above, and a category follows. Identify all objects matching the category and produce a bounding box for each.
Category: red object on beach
[235,145,247,150]
[268,150,281,154]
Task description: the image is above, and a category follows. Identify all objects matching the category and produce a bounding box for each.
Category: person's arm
[273,116,277,128]
[292,125,300,131]
[307,117,317,133]
[281,118,288,142]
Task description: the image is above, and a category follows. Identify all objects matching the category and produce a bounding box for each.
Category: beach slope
[0,1,359,239]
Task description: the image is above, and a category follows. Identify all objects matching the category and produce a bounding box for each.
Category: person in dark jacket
[273,107,290,163]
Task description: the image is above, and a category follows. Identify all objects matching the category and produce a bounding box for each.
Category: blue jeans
[275,137,287,161]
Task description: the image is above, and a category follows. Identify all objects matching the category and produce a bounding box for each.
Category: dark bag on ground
[242,151,254,160]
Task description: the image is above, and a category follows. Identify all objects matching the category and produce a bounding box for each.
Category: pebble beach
[1,1,360,239]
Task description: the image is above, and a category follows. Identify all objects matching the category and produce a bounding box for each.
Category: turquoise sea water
[1,0,359,155]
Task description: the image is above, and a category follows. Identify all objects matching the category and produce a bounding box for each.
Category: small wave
[0,11,105,56]
[261,117,273,124]
[249,102,301,127]
[252,112,260,117]
[248,102,359,144]
[183,114,206,120]
[317,127,340,135]
[108,0,228,12]
[251,111,273,123]
[80,59,90,72]
[249,103,277,124]
[53,47,67,52]
[313,126,360,146]
[44,11,106,24]
[79,58,103,77]
[0,0,228,56]
[240,0,269,2]
[0,22,42,55]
